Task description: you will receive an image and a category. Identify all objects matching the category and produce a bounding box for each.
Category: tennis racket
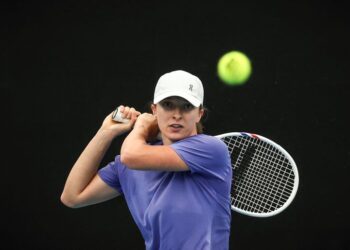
[216,132,299,217]
[112,107,299,217]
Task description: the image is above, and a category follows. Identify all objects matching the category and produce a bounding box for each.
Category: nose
[172,108,182,120]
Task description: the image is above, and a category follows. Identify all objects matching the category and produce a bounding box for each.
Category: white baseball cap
[153,70,204,107]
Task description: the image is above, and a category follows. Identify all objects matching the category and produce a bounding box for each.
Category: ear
[196,108,204,123]
[151,104,157,115]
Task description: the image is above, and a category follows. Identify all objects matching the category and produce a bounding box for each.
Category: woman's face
[151,97,204,145]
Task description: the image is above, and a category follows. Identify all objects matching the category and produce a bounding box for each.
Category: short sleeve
[98,155,123,193]
[170,135,231,180]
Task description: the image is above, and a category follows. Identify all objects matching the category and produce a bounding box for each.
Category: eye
[161,101,174,110]
[182,103,194,111]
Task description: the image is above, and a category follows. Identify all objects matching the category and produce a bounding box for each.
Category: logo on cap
[189,84,193,92]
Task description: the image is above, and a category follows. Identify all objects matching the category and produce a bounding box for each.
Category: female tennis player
[61,70,232,249]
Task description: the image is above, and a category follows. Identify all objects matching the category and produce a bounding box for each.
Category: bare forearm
[120,126,188,171]
[120,125,148,163]
[62,129,115,199]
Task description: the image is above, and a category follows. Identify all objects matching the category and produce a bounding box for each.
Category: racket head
[216,132,299,217]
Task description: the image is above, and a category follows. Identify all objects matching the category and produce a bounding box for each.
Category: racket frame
[216,132,299,217]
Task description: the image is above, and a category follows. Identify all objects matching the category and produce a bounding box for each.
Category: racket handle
[112,107,130,123]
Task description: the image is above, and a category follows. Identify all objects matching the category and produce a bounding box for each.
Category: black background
[4,0,349,249]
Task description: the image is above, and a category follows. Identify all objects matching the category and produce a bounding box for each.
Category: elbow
[120,151,139,170]
[60,192,80,209]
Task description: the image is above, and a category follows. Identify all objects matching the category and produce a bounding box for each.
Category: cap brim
[154,91,201,107]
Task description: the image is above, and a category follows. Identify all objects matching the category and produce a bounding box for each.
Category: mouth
[169,124,184,129]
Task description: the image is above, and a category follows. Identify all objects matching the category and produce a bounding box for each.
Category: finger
[131,110,141,121]
[127,108,136,120]
[122,106,130,118]
[118,105,125,112]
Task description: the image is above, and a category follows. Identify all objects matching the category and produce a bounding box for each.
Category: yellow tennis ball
[217,51,252,85]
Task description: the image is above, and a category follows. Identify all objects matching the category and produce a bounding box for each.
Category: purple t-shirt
[98,134,232,250]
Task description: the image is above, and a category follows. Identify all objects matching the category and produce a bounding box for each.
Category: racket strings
[241,142,293,212]
[222,136,295,214]
[236,142,293,212]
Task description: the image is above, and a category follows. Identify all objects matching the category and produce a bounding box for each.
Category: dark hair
[196,105,206,134]
[146,102,207,134]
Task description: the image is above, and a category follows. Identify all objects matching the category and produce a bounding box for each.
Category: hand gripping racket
[216,132,299,217]
[112,107,299,217]
[112,107,130,123]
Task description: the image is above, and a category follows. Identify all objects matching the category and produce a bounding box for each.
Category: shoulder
[171,134,229,156]
[198,134,227,147]
[173,134,227,148]
[170,134,231,177]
